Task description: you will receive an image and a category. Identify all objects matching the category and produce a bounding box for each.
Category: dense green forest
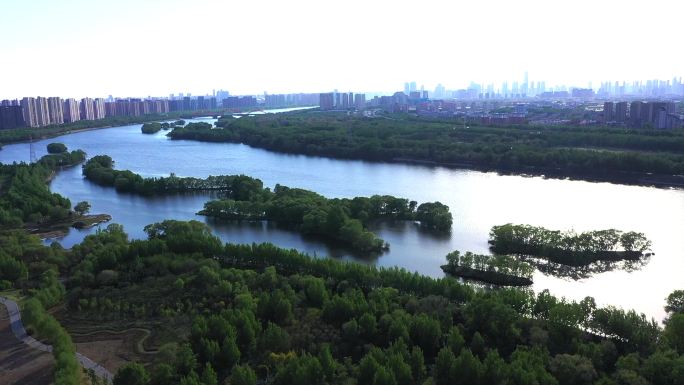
[0,147,683,384]
[0,144,86,230]
[166,112,684,184]
[82,155,452,252]
[489,224,652,266]
[56,221,683,385]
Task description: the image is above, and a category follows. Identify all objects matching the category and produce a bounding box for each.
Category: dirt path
[0,302,54,385]
[0,296,114,383]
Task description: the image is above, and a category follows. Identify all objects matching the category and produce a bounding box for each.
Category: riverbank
[28,213,112,240]
[441,264,533,286]
[166,111,684,189]
[392,157,684,189]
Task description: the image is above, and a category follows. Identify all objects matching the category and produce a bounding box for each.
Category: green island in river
[489,224,652,266]
[81,155,452,253]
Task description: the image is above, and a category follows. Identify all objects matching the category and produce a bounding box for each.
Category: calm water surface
[1,114,682,321]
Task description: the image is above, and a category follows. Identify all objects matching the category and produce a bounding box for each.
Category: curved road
[0,296,113,383]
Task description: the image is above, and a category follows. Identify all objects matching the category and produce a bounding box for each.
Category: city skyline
[3,72,684,102]
[2,0,683,99]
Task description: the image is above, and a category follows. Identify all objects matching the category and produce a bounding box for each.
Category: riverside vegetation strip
[0,143,110,238]
[0,143,683,384]
[167,111,684,186]
[81,155,453,253]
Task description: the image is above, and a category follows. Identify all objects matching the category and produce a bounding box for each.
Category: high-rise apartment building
[603,102,614,122]
[629,101,643,127]
[93,98,106,119]
[319,93,334,110]
[614,102,628,123]
[20,97,38,127]
[0,106,26,129]
[80,98,95,120]
[47,97,64,125]
[35,97,50,126]
[63,98,80,123]
[354,93,366,109]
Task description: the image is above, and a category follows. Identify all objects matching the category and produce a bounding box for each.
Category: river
[1,112,682,321]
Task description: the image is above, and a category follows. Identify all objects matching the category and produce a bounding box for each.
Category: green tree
[47,142,67,154]
[434,347,456,385]
[374,366,398,385]
[663,313,684,354]
[200,363,217,385]
[666,290,684,314]
[74,201,91,216]
[113,362,149,385]
[447,326,465,354]
[453,349,483,385]
[549,354,598,385]
[231,364,257,385]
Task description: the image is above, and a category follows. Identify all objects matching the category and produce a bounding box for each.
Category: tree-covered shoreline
[166,112,684,187]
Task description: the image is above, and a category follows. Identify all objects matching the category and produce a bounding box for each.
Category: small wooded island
[489,224,652,266]
[140,122,162,134]
[441,251,534,286]
[82,155,452,252]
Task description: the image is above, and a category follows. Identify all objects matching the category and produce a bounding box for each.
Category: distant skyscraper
[434,84,445,99]
[319,93,334,110]
[354,93,366,109]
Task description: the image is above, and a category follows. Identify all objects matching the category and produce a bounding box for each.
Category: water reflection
[523,254,653,280]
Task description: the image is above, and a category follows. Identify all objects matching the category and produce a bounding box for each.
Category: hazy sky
[1,0,682,99]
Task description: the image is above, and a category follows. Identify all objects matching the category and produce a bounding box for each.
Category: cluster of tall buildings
[222,96,257,109]
[319,91,366,110]
[0,89,326,130]
[0,97,106,128]
[0,95,230,129]
[604,101,681,129]
[597,78,684,98]
[425,74,684,101]
[264,93,319,108]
